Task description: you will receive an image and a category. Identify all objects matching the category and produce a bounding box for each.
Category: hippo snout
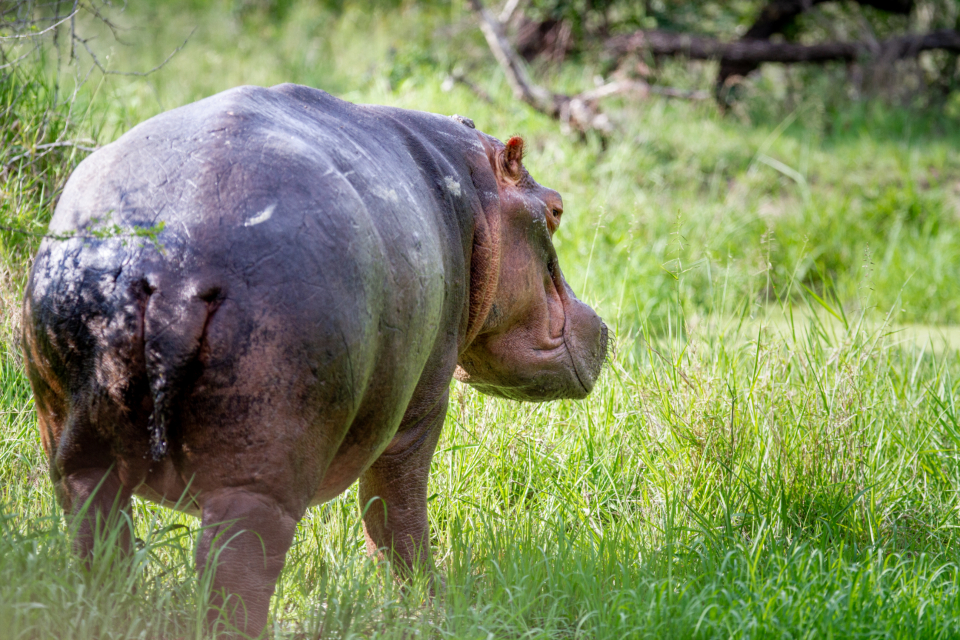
[561,299,607,398]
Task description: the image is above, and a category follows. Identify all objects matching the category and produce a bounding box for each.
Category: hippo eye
[548,207,563,232]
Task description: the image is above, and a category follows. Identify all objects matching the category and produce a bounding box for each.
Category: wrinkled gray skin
[21,84,606,637]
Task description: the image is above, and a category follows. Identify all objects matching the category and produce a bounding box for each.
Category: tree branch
[74,27,194,77]
[0,9,78,40]
[3,140,98,167]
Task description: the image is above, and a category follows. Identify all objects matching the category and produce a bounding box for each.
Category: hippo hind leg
[196,488,300,637]
[25,272,154,569]
[58,464,135,565]
[40,404,138,566]
[48,395,147,567]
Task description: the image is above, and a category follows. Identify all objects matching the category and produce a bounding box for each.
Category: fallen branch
[578,79,709,102]
[649,85,711,100]
[715,0,914,94]
[606,28,960,66]
[467,0,610,133]
[467,0,703,134]
[467,0,557,115]
[498,0,525,25]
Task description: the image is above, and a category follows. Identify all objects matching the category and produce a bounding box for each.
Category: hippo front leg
[359,393,446,576]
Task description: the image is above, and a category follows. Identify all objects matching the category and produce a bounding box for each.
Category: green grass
[2,1,960,637]
[0,57,96,348]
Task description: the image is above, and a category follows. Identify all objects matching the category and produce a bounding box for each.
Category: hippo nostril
[599,323,609,360]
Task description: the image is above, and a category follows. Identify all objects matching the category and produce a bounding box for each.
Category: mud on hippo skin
[20,83,606,638]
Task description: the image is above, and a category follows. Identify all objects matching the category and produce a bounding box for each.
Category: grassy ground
[2,1,960,637]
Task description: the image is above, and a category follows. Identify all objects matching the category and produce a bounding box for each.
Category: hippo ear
[502,136,524,180]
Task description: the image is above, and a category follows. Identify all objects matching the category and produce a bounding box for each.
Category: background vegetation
[1,0,959,637]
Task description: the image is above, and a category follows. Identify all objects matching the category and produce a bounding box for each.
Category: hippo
[21,84,607,637]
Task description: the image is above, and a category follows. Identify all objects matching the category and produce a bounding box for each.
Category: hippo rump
[21,83,606,636]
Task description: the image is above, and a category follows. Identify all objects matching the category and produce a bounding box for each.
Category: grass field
[2,1,960,637]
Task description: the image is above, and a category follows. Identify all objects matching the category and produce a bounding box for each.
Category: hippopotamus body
[21,84,606,636]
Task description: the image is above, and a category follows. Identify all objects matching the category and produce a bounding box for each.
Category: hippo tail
[143,283,221,461]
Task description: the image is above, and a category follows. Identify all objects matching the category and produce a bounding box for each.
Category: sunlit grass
[3,285,959,637]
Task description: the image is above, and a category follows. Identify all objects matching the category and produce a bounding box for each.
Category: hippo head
[457,135,607,401]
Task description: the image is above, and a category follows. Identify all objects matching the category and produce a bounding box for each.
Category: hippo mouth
[456,255,607,402]
[455,338,589,401]
[565,339,588,395]
[561,314,608,396]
